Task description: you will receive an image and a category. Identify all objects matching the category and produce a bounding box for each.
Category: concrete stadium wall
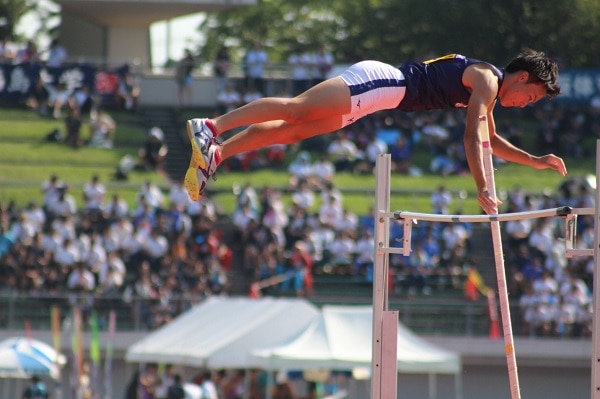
[139,74,219,108]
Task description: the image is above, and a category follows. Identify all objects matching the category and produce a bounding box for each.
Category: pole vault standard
[371,141,600,399]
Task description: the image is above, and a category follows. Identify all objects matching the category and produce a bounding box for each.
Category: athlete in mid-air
[184,49,566,214]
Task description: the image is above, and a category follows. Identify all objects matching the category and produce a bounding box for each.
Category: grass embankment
[0,107,595,215]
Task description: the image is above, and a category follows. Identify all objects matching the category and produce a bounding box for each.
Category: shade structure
[126,297,320,368]
[0,337,66,380]
[249,305,461,374]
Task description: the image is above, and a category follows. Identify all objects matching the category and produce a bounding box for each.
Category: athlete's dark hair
[505,49,560,99]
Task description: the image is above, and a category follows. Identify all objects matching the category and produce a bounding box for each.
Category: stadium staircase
[136,107,255,295]
[137,106,190,184]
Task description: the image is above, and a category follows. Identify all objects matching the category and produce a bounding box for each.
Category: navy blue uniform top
[397,54,504,112]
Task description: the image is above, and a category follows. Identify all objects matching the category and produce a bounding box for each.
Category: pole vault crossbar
[372,140,600,399]
[386,206,593,224]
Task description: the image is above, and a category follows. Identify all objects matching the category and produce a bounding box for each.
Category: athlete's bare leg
[211,77,351,137]
[219,116,348,162]
[184,76,352,200]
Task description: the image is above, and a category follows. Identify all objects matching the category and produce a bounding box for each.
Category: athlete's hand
[478,189,503,215]
[536,154,567,177]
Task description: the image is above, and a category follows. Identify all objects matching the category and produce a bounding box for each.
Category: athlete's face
[499,72,547,108]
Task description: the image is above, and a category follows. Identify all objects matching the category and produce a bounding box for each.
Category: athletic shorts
[338,60,406,127]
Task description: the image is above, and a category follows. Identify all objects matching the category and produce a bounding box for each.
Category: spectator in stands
[354,228,374,280]
[141,227,169,273]
[290,179,315,211]
[336,208,358,234]
[326,230,356,274]
[243,42,268,94]
[356,130,388,174]
[288,151,315,189]
[82,174,106,212]
[22,201,45,237]
[168,180,192,211]
[281,240,313,296]
[327,129,360,172]
[47,185,77,219]
[261,190,288,249]
[518,282,538,335]
[0,35,15,62]
[46,38,67,67]
[521,254,545,285]
[312,44,334,86]
[67,261,95,292]
[318,194,343,228]
[557,282,590,337]
[531,278,559,337]
[404,241,436,296]
[26,76,50,116]
[64,105,83,148]
[288,46,313,96]
[431,184,452,215]
[89,107,116,148]
[561,113,585,158]
[388,134,412,174]
[504,201,533,250]
[307,220,335,273]
[104,193,130,222]
[242,82,264,105]
[138,127,168,173]
[176,49,197,108]
[137,181,164,210]
[440,222,470,267]
[139,363,162,399]
[216,83,242,115]
[22,375,49,399]
[16,40,39,63]
[214,45,231,94]
[312,153,336,188]
[232,202,259,232]
[47,81,71,119]
[70,83,95,117]
[116,71,139,111]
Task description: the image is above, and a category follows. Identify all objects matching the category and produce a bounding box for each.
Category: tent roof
[125,297,320,368]
[249,305,461,374]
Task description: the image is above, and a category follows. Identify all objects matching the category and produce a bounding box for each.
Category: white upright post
[372,154,398,399]
[591,140,600,398]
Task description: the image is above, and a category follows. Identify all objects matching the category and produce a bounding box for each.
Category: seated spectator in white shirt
[216,83,242,114]
[83,175,106,212]
[67,262,96,292]
[326,230,356,274]
[288,152,315,188]
[327,129,360,172]
[290,180,315,211]
[46,38,68,67]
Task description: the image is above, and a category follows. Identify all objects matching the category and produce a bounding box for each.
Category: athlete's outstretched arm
[490,133,567,176]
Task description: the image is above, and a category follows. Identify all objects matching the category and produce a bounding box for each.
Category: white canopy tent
[250,305,460,373]
[249,305,462,399]
[125,297,320,368]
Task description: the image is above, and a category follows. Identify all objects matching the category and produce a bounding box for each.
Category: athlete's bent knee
[281,100,312,124]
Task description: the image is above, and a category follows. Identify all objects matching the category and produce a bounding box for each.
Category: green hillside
[0,107,595,215]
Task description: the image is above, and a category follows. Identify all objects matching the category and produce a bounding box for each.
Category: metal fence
[0,292,493,336]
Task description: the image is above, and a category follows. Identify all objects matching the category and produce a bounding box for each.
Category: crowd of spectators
[2,93,599,336]
[501,180,596,338]
[0,173,231,330]
[2,40,600,337]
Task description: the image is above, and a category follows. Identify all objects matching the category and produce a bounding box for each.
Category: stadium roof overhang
[53,0,257,27]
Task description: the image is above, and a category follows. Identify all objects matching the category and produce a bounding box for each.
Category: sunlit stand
[371,141,600,399]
